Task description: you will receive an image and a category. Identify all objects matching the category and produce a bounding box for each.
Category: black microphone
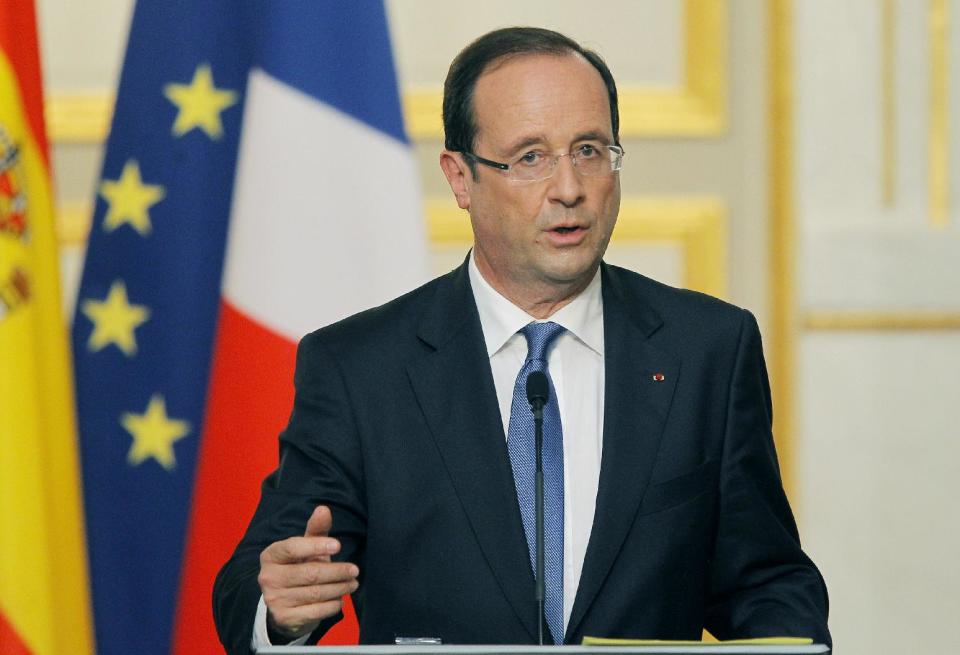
[525,371,549,645]
[526,371,549,416]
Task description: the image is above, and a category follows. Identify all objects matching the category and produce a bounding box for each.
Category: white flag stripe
[223,68,430,341]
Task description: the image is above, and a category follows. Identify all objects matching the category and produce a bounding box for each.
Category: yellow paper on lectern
[582,636,814,646]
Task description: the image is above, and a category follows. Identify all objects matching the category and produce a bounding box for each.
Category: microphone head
[526,371,550,408]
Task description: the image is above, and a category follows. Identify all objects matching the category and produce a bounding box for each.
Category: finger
[304,505,333,538]
[267,579,359,609]
[260,560,359,591]
[262,535,340,564]
[268,599,343,637]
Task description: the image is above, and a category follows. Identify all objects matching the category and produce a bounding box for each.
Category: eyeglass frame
[459,144,625,183]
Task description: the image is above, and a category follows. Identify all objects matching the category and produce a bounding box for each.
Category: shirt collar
[468,251,604,358]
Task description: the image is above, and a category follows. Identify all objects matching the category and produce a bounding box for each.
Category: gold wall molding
[882,0,896,207]
[56,202,92,245]
[61,196,728,303]
[426,196,727,298]
[408,0,726,138]
[48,0,727,143]
[803,311,960,331]
[929,0,950,227]
[769,0,796,496]
[45,93,113,143]
[407,0,728,138]
[878,0,950,223]
[612,198,726,297]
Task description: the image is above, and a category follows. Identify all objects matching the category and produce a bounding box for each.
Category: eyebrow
[502,131,612,156]
[573,131,611,144]
[502,135,548,156]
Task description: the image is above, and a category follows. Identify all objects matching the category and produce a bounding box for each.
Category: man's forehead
[471,52,612,148]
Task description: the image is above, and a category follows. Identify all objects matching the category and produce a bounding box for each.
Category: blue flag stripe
[73,0,245,651]
[248,2,409,144]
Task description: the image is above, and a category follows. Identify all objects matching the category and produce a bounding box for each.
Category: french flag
[72,3,427,654]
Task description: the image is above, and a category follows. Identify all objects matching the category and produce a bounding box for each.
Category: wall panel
[798,333,960,653]
[792,2,960,653]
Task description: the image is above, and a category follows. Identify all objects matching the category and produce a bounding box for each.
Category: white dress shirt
[468,253,605,635]
[253,256,605,648]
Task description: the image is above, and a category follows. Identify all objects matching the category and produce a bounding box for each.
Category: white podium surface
[258,645,829,655]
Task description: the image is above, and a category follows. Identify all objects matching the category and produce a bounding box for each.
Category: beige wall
[792,2,960,653]
[38,1,960,652]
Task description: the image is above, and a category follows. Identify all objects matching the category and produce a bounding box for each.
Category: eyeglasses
[461,144,624,183]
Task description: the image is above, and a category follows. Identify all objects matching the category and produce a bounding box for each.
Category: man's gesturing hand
[258,505,360,641]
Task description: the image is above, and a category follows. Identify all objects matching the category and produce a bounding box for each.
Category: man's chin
[536,258,601,289]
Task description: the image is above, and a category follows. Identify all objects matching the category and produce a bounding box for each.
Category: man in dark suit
[213,27,830,653]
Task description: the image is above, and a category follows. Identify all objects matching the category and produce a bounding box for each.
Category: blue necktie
[507,321,565,644]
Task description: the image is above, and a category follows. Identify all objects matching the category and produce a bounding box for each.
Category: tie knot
[521,321,566,362]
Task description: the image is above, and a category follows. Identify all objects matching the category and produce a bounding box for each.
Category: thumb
[304,505,333,538]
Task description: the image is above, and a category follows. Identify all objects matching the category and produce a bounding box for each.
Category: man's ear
[439,150,472,210]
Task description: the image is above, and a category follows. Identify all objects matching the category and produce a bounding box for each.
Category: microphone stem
[534,408,545,645]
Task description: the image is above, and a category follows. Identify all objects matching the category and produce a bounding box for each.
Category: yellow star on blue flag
[164,63,238,140]
[81,279,150,356]
[121,394,191,470]
[99,160,165,235]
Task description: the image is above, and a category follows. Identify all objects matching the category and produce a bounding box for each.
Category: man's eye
[517,152,544,166]
[577,144,600,158]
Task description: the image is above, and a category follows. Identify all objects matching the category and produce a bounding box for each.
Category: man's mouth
[549,222,587,233]
[545,224,589,245]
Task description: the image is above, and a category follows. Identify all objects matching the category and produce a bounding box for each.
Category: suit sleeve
[213,332,367,654]
[704,310,831,647]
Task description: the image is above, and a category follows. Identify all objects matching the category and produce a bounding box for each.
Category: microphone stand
[532,398,545,646]
[526,370,550,645]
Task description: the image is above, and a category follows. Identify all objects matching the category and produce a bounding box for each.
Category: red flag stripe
[172,299,294,653]
[0,0,50,166]
[0,611,32,655]
[172,299,359,653]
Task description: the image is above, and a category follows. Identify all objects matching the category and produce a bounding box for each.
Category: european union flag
[71,1,246,652]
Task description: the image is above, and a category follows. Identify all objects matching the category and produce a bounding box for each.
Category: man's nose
[546,154,585,207]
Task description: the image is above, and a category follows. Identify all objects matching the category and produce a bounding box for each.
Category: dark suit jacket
[213,261,830,653]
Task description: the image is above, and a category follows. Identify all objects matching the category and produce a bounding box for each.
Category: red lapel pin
[652,373,665,382]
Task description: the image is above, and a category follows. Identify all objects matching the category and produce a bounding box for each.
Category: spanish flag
[0,1,95,653]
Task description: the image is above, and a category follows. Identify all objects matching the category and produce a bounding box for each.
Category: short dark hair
[443,27,620,169]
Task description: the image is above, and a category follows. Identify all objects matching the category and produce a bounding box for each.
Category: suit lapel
[566,265,680,640]
[405,262,541,642]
